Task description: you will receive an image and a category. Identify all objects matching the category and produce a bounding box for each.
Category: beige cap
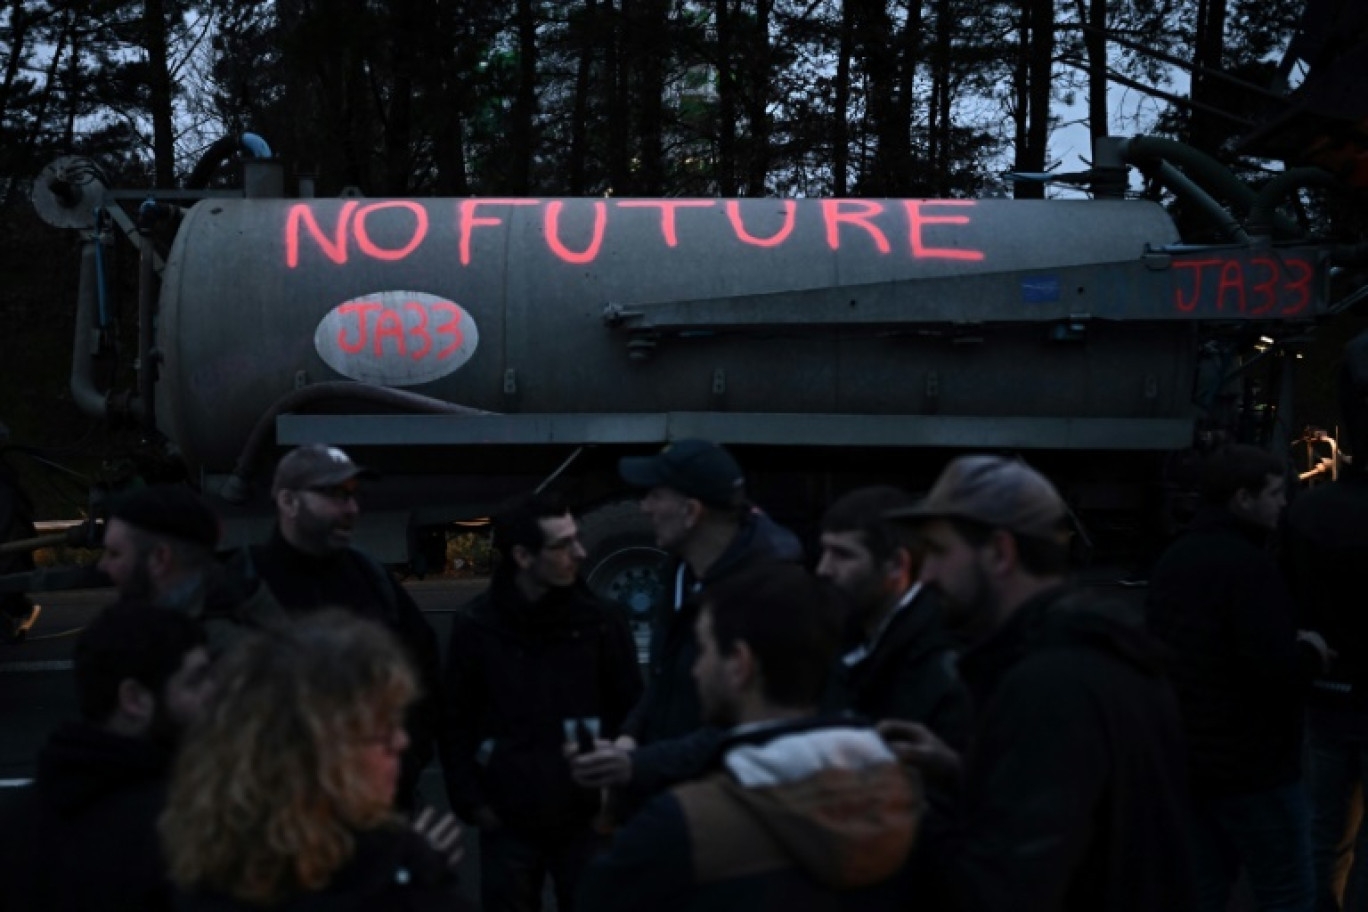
[887,455,1067,539]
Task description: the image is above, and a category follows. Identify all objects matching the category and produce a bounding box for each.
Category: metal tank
[156,194,1229,477]
[11,140,1352,611]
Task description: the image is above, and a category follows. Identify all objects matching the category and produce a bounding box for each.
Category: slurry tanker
[9,135,1362,619]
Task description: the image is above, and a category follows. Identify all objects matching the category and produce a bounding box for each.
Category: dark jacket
[0,722,175,912]
[444,573,642,832]
[936,586,1196,912]
[620,512,797,799]
[158,554,286,656]
[247,528,448,808]
[1147,506,1318,796]
[176,827,473,912]
[577,719,919,912]
[823,583,972,752]
[1288,469,1368,710]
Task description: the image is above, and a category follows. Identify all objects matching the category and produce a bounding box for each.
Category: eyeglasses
[354,724,406,752]
[304,484,360,503]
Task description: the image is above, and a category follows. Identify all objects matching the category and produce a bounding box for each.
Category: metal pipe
[69,236,109,418]
[0,532,75,555]
[1119,136,1303,240]
[135,233,156,427]
[1152,161,1250,243]
[218,381,498,504]
[1248,167,1340,238]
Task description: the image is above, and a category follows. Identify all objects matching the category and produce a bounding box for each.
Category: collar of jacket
[472,571,602,636]
[265,524,353,572]
[842,583,930,668]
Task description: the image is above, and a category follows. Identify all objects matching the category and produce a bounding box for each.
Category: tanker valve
[601,302,643,327]
[626,335,659,361]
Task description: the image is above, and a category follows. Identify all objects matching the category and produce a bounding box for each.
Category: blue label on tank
[1021,275,1060,303]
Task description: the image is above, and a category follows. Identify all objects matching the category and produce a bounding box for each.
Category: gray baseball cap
[887,455,1068,540]
[272,445,377,497]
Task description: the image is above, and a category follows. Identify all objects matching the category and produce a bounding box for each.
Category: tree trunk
[508,0,538,193]
[742,0,772,195]
[1014,0,1053,200]
[928,0,952,193]
[568,0,597,194]
[143,0,176,187]
[1084,0,1106,153]
[896,0,923,194]
[382,0,421,195]
[852,0,902,194]
[1189,0,1227,154]
[634,0,667,194]
[832,0,852,195]
[0,0,30,131]
[715,0,738,195]
[605,0,630,192]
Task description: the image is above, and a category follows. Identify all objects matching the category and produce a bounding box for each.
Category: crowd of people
[2,330,1367,912]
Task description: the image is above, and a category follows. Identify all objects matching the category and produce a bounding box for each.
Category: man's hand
[412,807,465,868]
[877,719,962,783]
[566,738,634,788]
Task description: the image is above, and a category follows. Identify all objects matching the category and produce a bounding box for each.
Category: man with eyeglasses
[248,444,448,811]
[444,491,642,912]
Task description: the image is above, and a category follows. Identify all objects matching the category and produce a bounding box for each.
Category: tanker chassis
[11,135,1359,620]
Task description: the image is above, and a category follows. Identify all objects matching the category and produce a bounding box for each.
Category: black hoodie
[443,573,642,831]
[1147,506,1318,795]
[248,528,449,810]
[1288,467,1368,709]
[0,722,175,912]
[935,586,1197,912]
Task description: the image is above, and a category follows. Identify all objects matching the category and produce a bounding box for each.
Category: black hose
[219,382,497,504]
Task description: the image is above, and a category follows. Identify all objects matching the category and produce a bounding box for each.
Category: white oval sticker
[314,290,479,386]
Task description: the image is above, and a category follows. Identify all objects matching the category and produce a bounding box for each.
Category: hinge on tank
[712,368,726,396]
[626,335,659,362]
[604,302,660,360]
[601,302,644,327]
[503,369,518,395]
[924,370,940,413]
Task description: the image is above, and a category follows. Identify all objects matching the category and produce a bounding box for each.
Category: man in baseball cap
[271,443,378,500]
[569,439,800,808]
[252,444,446,810]
[879,454,1195,911]
[885,454,1071,639]
[268,444,378,554]
[617,438,747,510]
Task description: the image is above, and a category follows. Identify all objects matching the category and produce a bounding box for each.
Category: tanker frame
[12,135,1360,621]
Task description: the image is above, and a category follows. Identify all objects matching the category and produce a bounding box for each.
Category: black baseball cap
[618,439,745,507]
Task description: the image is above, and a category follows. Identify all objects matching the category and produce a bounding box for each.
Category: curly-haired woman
[161,609,470,911]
